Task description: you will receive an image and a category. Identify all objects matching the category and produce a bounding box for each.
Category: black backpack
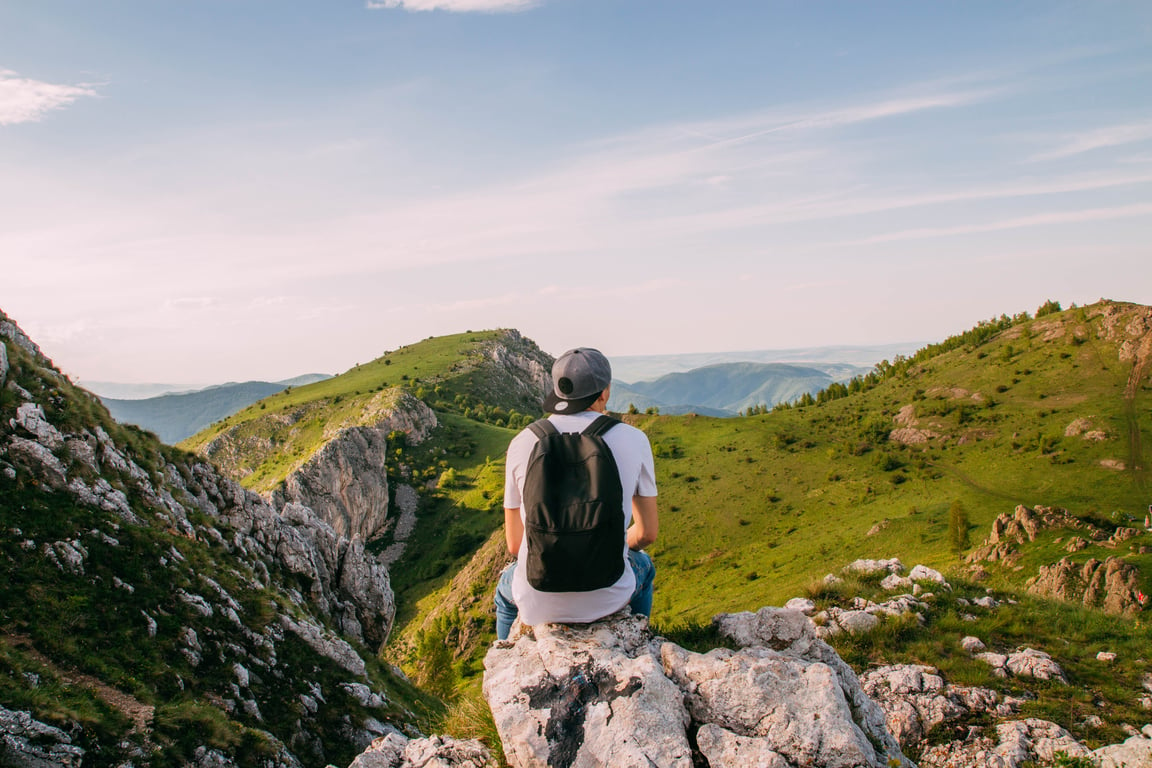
[522,415,625,593]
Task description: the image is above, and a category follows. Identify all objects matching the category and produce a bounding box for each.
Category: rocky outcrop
[861,664,1014,749]
[0,705,84,767]
[1094,724,1152,768]
[349,733,494,768]
[274,426,391,542]
[0,340,8,388]
[967,505,1106,565]
[1027,555,1144,616]
[268,391,436,542]
[482,608,911,768]
[482,331,552,410]
[919,718,1090,768]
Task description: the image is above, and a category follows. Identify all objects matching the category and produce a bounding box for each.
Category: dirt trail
[1,631,154,737]
[925,461,1020,503]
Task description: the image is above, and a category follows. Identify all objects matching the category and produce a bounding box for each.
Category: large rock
[482,608,910,768]
[483,613,693,768]
[861,664,1007,749]
[0,705,84,768]
[1093,725,1152,768]
[0,340,8,387]
[1028,556,1144,615]
[273,392,437,542]
[349,733,494,768]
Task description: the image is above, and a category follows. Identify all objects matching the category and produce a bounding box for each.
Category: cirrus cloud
[0,69,98,126]
[365,0,539,12]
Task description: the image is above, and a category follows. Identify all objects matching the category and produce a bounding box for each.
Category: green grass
[640,302,1151,624]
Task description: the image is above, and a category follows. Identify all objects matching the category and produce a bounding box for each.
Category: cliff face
[198,329,546,548]
[270,393,437,542]
[0,311,413,767]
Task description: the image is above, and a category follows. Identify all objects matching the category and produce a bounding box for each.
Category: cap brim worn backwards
[542,389,603,414]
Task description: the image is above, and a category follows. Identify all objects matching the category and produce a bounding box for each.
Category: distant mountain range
[98,374,330,444]
[92,345,919,440]
[610,342,922,384]
[609,362,836,416]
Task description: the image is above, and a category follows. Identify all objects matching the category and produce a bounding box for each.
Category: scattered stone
[10,402,63,449]
[1097,651,1117,663]
[976,648,1068,684]
[279,615,366,677]
[881,573,913,591]
[845,558,905,575]
[961,636,986,654]
[1093,728,1152,768]
[783,597,816,615]
[909,564,948,586]
[341,682,387,709]
[862,664,1005,749]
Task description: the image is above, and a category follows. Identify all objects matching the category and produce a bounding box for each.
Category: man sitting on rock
[494,347,659,641]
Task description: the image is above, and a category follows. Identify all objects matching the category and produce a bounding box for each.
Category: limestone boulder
[0,705,84,768]
[349,733,494,768]
[483,613,693,768]
[482,607,911,768]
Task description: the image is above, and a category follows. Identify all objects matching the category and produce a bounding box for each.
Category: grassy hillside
[644,300,1150,622]
[181,329,547,494]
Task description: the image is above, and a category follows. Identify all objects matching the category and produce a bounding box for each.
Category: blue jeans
[494,550,656,640]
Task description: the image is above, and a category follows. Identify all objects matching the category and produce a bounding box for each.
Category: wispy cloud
[365,0,538,12]
[1031,120,1152,161]
[845,202,1152,245]
[0,69,98,126]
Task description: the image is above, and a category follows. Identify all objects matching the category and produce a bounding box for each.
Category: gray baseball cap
[543,347,612,414]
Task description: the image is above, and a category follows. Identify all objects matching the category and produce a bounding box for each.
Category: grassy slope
[179,330,526,494]
[644,302,1150,622]
[0,330,438,767]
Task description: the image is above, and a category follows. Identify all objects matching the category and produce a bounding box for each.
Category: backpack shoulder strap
[527,418,558,440]
[582,414,620,438]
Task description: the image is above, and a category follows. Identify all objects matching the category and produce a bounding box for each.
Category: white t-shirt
[504,410,658,626]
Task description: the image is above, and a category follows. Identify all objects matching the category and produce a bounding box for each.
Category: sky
[1,1,1150,385]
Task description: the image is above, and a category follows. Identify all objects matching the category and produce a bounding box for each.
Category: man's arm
[627,496,658,551]
[504,508,524,556]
